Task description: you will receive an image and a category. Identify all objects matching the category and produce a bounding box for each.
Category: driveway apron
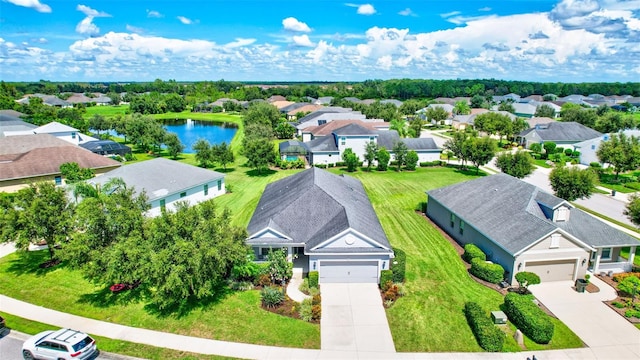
[529,277,640,359]
[320,283,396,354]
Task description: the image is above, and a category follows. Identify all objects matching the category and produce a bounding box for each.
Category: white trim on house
[249,227,293,241]
[513,228,595,257]
[309,228,391,252]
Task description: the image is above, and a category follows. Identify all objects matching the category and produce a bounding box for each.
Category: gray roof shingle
[519,121,602,142]
[247,168,392,253]
[89,158,224,201]
[427,173,638,255]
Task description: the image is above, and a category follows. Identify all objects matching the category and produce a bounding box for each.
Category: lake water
[164,119,237,154]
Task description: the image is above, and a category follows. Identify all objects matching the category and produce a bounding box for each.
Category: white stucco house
[573,130,640,166]
[88,158,226,217]
[4,121,97,146]
[246,167,394,283]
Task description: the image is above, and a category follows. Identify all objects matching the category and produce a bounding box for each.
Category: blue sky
[1,0,639,82]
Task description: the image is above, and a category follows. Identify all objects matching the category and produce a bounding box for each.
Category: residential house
[573,130,640,166]
[380,99,403,107]
[315,96,334,105]
[511,103,537,118]
[4,121,98,145]
[426,173,638,284]
[294,107,368,132]
[0,134,121,192]
[267,95,287,103]
[303,122,440,165]
[16,94,71,108]
[0,114,37,137]
[286,104,323,121]
[246,167,393,283]
[452,109,489,130]
[518,121,602,148]
[526,117,556,129]
[301,119,386,142]
[88,158,226,217]
[0,110,26,117]
[417,104,454,125]
[270,100,296,110]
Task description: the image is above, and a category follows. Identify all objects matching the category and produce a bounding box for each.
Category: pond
[163,119,237,154]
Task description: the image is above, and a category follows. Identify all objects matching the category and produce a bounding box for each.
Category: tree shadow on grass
[77,284,150,308]
[245,168,277,177]
[5,250,64,277]
[214,167,236,173]
[142,283,234,319]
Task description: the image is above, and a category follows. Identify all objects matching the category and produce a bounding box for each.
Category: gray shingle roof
[89,158,224,201]
[306,136,338,152]
[375,130,401,150]
[427,173,638,255]
[519,121,602,142]
[247,168,391,253]
[403,138,439,150]
[333,123,377,136]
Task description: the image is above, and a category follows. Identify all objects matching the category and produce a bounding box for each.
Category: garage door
[526,260,576,282]
[319,261,378,283]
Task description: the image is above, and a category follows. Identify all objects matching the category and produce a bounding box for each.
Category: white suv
[22,328,98,360]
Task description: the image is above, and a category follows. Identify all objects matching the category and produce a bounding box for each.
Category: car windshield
[72,336,93,352]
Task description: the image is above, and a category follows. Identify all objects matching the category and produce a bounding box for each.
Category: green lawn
[596,171,640,194]
[83,105,129,118]
[0,313,235,360]
[328,167,584,352]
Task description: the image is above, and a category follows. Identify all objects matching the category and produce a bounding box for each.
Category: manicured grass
[534,159,553,168]
[83,105,129,118]
[0,312,235,360]
[328,167,583,352]
[0,250,319,348]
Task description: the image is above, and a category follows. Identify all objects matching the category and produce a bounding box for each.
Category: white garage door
[319,261,379,283]
[526,259,576,282]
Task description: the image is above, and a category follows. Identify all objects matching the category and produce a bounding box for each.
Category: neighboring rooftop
[520,121,602,142]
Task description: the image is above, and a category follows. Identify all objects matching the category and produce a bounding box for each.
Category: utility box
[491,311,507,324]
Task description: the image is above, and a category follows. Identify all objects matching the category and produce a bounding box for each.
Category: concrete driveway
[529,276,640,359]
[320,283,395,354]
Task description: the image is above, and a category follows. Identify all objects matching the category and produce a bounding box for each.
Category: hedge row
[308,271,319,288]
[464,302,504,352]
[419,160,444,167]
[503,293,554,344]
[470,258,504,284]
[391,248,406,283]
[462,244,486,263]
[380,269,393,288]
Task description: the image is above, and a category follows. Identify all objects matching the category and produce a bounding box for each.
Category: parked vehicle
[22,328,97,360]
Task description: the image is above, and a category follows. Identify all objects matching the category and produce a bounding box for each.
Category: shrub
[261,286,285,308]
[613,272,640,283]
[470,258,504,284]
[612,301,625,308]
[420,160,443,167]
[314,164,327,169]
[229,280,253,291]
[462,244,486,263]
[308,287,320,297]
[392,248,406,283]
[231,260,261,282]
[311,305,322,320]
[464,302,504,352]
[395,283,406,297]
[299,298,313,322]
[299,278,310,294]
[380,269,394,288]
[584,274,591,284]
[308,271,319,288]
[389,160,399,166]
[383,283,399,301]
[515,272,541,289]
[589,162,602,169]
[334,161,346,167]
[624,309,640,318]
[312,294,321,306]
[255,274,272,287]
[571,150,580,158]
[503,293,554,344]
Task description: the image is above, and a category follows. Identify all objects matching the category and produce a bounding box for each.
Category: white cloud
[398,8,417,17]
[479,7,492,12]
[126,25,144,34]
[177,16,192,25]
[147,10,163,18]
[75,5,110,37]
[357,4,376,15]
[440,11,461,18]
[5,0,51,13]
[282,17,311,32]
[293,34,314,47]
[224,38,256,48]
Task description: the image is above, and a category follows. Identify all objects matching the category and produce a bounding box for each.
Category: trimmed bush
[470,258,504,284]
[392,248,406,283]
[503,293,554,344]
[613,272,640,283]
[464,302,504,352]
[419,160,443,167]
[334,161,346,167]
[314,164,327,169]
[308,271,319,288]
[299,298,313,322]
[462,244,486,263]
[261,286,285,308]
[380,269,394,288]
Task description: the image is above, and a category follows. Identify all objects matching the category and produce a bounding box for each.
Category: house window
[71,132,76,139]
[318,120,326,125]
[160,199,166,210]
[204,184,209,196]
[341,137,346,146]
[54,176,62,185]
[591,144,596,150]
[217,179,222,191]
[450,213,456,228]
[601,247,612,260]
[556,207,568,221]
[550,234,560,248]
[370,137,375,141]
[180,192,187,198]
[459,220,465,235]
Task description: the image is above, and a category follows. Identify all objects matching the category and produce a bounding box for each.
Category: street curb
[2,329,146,360]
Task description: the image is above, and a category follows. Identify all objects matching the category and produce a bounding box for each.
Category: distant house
[0,114,37,137]
[88,158,226,217]
[246,167,393,283]
[0,134,121,192]
[518,122,602,148]
[452,109,489,130]
[286,104,323,121]
[4,121,98,145]
[511,103,537,118]
[417,104,454,125]
[267,95,287,103]
[380,99,403,107]
[427,173,638,284]
[16,94,71,108]
[573,130,640,166]
[294,107,369,132]
[526,117,556,129]
[303,122,440,166]
[80,140,132,157]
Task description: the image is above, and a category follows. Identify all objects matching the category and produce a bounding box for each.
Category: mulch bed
[597,274,640,325]
[38,259,61,268]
